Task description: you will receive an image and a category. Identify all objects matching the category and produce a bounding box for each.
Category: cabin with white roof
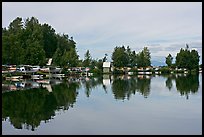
[103,62,111,73]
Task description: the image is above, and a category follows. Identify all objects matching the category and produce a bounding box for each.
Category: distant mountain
[151,60,165,67]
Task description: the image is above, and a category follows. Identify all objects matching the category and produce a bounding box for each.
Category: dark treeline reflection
[2,82,80,131]
[80,75,151,100]
[79,76,103,97]
[2,74,200,131]
[165,74,200,99]
[111,75,151,100]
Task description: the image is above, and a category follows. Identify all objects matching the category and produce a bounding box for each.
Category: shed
[103,62,111,73]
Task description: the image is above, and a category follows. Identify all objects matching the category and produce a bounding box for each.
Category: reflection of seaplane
[2,79,63,93]
[78,76,90,82]
[31,75,43,80]
[137,75,151,79]
[40,66,62,73]
[16,65,39,73]
[36,79,50,84]
[50,79,62,85]
[2,84,17,92]
[49,66,62,73]
[14,80,40,89]
[67,77,82,83]
[36,79,62,92]
[5,76,23,81]
[2,80,40,92]
[51,74,65,80]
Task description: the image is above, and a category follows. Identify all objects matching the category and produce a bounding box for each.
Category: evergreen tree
[112,46,129,67]
[103,54,108,62]
[2,16,80,67]
[165,54,173,67]
[176,44,200,70]
[137,47,151,67]
[83,50,92,67]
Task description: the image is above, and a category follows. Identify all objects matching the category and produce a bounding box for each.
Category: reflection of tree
[111,76,151,100]
[166,77,173,91]
[52,82,79,110]
[175,74,199,99]
[164,74,177,91]
[81,76,103,97]
[2,82,79,131]
[112,77,130,100]
[84,80,91,97]
[136,77,151,98]
[102,84,107,93]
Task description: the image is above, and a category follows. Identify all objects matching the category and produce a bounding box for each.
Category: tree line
[2,17,79,67]
[2,17,200,71]
[165,44,200,71]
[111,46,151,68]
[2,82,79,131]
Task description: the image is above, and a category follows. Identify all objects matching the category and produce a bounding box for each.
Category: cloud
[2,2,202,62]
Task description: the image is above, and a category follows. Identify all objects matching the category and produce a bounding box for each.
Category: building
[103,62,111,73]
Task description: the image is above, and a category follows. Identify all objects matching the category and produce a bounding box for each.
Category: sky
[2,2,202,65]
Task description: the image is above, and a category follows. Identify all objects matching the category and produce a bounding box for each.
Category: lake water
[2,73,202,135]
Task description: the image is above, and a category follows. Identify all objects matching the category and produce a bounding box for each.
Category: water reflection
[2,74,200,132]
[165,76,174,91]
[79,75,152,100]
[81,76,103,97]
[164,74,200,99]
[112,75,151,100]
[2,79,62,93]
[2,80,79,131]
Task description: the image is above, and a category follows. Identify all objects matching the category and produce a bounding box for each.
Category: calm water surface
[2,73,202,135]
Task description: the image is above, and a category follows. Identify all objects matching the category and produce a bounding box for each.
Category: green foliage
[112,77,130,100]
[165,77,173,90]
[111,46,151,68]
[96,59,103,71]
[164,74,200,99]
[137,47,151,67]
[175,45,200,70]
[2,82,79,130]
[81,77,103,97]
[165,54,173,67]
[129,68,138,73]
[112,46,129,67]
[136,77,151,98]
[175,74,199,99]
[90,59,97,70]
[83,50,92,67]
[189,50,200,70]
[111,76,151,100]
[44,33,79,67]
[160,67,171,74]
[52,48,63,66]
[129,51,137,67]
[41,23,58,58]
[24,41,46,65]
[2,17,25,65]
[89,68,102,75]
[112,68,125,75]
[2,16,79,67]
